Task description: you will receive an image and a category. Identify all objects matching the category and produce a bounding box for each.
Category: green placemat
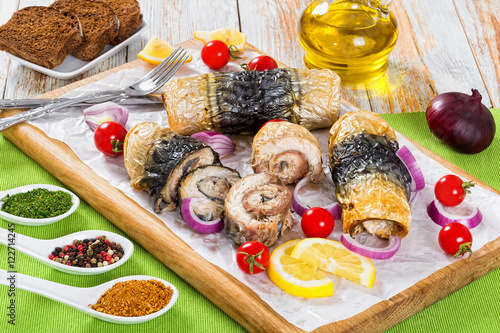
[1,110,499,333]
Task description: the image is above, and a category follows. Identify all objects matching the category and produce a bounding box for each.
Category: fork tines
[151,47,189,87]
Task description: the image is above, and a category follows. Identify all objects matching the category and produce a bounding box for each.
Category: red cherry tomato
[438,223,473,258]
[434,174,474,206]
[301,207,335,238]
[235,241,270,274]
[260,119,286,129]
[247,55,278,71]
[201,40,230,69]
[94,121,127,156]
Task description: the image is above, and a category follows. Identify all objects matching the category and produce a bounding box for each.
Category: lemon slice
[268,240,334,298]
[137,36,192,65]
[291,238,375,288]
[193,27,247,50]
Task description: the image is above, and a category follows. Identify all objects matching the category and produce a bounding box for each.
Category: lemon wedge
[268,240,334,298]
[290,238,375,288]
[137,36,192,65]
[193,27,247,50]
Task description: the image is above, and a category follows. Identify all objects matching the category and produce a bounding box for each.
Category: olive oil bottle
[299,0,398,82]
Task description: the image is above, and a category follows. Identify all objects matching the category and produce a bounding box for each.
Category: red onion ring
[340,234,402,260]
[191,131,236,156]
[83,102,129,131]
[292,177,341,219]
[396,145,425,192]
[427,199,482,229]
[180,197,223,234]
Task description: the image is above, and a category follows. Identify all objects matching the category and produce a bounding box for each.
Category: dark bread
[103,0,143,45]
[0,6,83,69]
[50,0,119,61]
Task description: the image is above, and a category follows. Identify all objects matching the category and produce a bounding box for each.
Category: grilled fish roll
[161,68,341,135]
[251,121,323,185]
[178,165,241,222]
[328,111,412,239]
[124,121,220,212]
[224,173,293,247]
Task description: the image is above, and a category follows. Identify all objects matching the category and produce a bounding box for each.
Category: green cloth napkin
[1,110,499,333]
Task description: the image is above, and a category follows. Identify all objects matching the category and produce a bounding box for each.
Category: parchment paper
[26,45,500,332]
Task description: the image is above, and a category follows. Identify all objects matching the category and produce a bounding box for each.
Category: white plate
[4,20,148,80]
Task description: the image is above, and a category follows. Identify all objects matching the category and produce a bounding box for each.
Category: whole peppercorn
[48,235,125,269]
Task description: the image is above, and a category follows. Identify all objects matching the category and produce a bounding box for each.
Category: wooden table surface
[1,1,499,332]
[1,0,499,112]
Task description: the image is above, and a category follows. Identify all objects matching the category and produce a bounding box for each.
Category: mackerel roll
[162,68,341,135]
[123,122,220,213]
[178,165,241,222]
[252,121,323,185]
[328,111,412,239]
[224,173,293,247]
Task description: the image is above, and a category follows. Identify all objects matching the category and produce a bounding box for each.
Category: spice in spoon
[90,280,173,317]
[48,235,124,268]
[1,188,73,218]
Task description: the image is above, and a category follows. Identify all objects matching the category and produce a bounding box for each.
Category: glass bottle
[298,0,398,82]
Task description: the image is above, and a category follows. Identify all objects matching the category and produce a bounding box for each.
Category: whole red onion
[426,89,496,154]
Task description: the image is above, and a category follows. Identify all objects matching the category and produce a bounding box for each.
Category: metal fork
[0,47,189,132]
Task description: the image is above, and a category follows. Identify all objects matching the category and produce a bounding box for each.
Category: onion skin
[426,89,495,154]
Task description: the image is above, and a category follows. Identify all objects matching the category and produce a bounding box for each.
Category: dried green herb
[1,188,73,219]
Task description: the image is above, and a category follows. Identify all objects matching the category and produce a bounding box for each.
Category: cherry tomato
[201,40,230,69]
[246,55,278,71]
[260,119,286,129]
[438,223,473,258]
[94,121,127,156]
[301,207,335,238]
[434,174,474,206]
[236,241,270,274]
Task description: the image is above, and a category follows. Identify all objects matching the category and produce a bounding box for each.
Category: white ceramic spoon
[0,229,134,275]
[0,184,80,226]
[0,270,178,324]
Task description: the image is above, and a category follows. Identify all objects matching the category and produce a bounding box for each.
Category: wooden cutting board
[1,39,499,333]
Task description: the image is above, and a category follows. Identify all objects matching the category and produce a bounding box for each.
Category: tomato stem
[110,139,124,156]
[461,181,475,197]
[228,45,242,59]
[238,250,266,274]
[453,242,472,259]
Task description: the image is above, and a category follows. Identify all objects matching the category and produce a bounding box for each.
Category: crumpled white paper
[26,46,500,332]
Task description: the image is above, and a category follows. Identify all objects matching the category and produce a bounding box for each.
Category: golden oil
[299,0,398,82]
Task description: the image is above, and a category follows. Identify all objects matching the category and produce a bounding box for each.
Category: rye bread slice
[103,0,143,45]
[0,6,83,69]
[50,0,119,61]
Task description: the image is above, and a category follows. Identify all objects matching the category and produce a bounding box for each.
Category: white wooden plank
[399,0,489,103]
[453,0,500,108]
[0,0,20,99]
[126,0,240,61]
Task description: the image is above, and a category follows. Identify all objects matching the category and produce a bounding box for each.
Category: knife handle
[0,90,125,132]
[0,99,60,109]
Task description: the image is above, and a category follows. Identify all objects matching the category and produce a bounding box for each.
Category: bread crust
[0,6,83,69]
[50,0,119,61]
[103,0,143,45]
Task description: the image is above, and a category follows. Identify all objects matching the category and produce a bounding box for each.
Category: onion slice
[292,177,341,219]
[191,131,236,156]
[181,197,223,234]
[396,145,425,192]
[340,234,402,260]
[83,102,129,131]
[427,199,482,229]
